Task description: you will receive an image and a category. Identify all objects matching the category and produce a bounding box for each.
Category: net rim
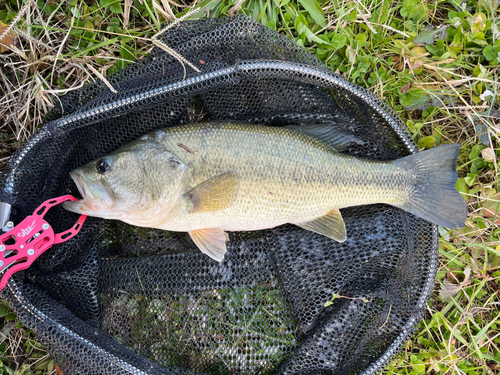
[0,42,438,375]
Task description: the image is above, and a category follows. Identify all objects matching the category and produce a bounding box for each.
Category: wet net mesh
[0,16,438,375]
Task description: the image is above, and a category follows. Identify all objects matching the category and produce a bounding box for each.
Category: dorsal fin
[285,123,361,152]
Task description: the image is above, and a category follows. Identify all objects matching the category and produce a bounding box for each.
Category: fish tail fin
[396,144,467,228]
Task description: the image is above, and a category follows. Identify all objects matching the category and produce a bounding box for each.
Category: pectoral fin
[189,228,229,262]
[295,209,346,242]
[185,172,239,213]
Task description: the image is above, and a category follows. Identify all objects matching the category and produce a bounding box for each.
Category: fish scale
[147,123,394,229]
[63,121,467,261]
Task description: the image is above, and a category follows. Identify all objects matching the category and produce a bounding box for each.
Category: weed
[0,0,499,374]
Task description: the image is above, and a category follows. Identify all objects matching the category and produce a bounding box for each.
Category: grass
[0,0,499,374]
[102,280,298,373]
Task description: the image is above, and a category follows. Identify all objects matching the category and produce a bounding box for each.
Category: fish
[63,121,467,261]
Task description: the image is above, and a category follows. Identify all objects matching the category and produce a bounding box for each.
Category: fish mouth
[63,171,92,214]
[70,170,87,203]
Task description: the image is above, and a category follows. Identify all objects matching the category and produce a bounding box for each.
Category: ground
[0,0,499,374]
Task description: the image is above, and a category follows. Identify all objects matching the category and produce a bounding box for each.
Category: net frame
[0,16,438,375]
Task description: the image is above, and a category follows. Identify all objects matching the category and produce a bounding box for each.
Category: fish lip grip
[0,195,87,290]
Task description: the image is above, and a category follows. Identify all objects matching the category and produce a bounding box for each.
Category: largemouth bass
[63,122,467,261]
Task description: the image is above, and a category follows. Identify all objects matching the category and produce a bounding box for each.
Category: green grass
[0,0,499,374]
[102,281,298,373]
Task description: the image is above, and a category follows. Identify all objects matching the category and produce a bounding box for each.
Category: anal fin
[295,209,346,242]
[189,228,229,262]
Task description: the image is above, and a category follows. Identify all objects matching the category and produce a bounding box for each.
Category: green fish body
[63,122,467,261]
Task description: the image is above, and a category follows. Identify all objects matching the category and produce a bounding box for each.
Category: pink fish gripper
[0,195,87,290]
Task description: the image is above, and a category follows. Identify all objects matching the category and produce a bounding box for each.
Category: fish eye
[96,160,110,174]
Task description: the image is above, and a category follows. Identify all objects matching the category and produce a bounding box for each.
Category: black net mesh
[0,16,437,375]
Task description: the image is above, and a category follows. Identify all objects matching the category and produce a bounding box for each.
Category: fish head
[63,141,187,220]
